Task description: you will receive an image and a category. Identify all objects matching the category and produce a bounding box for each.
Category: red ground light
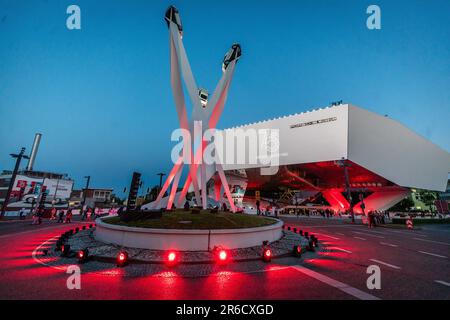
[219,250,227,261]
[117,251,128,266]
[167,251,177,264]
[263,248,272,262]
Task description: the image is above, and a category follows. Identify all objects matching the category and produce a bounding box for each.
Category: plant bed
[104,210,276,230]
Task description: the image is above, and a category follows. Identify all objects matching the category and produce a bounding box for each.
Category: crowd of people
[17,206,116,225]
[279,206,392,228]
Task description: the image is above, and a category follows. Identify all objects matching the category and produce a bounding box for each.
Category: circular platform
[94,216,283,251]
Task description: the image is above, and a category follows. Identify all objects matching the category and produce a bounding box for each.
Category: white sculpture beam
[153,5,241,212]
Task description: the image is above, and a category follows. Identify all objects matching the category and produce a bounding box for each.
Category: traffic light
[126,172,141,212]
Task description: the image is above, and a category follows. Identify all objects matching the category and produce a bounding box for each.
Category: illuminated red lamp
[61,244,71,257]
[262,248,272,262]
[77,249,89,263]
[166,251,179,266]
[293,245,302,257]
[214,247,228,263]
[219,250,227,261]
[117,251,129,267]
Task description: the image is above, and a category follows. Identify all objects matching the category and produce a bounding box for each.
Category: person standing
[57,210,64,223]
[50,207,57,220]
[81,206,87,221]
[19,207,26,220]
[368,211,376,229]
[65,209,73,223]
[36,208,43,225]
[256,200,261,216]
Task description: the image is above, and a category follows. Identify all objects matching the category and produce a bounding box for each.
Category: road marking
[352,231,385,239]
[314,233,340,240]
[32,236,66,271]
[418,251,447,259]
[354,236,366,241]
[364,230,387,235]
[434,280,450,287]
[291,265,380,300]
[369,259,401,270]
[413,238,450,246]
[332,247,353,254]
[0,222,87,239]
[336,232,345,236]
[379,242,398,247]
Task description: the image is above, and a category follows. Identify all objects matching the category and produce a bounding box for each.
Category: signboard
[6,174,74,209]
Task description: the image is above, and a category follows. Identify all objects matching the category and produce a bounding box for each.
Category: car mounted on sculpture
[222,43,242,72]
[198,88,209,107]
[164,5,183,36]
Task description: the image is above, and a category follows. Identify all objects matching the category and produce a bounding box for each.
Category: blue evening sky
[1,0,449,196]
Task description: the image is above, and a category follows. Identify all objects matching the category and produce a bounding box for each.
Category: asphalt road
[0,216,449,300]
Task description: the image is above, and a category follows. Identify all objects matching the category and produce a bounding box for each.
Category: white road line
[314,233,340,240]
[0,222,86,239]
[379,242,398,247]
[369,259,401,270]
[291,265,380,300]
[364,230,388,235]
[413,238,450,246]
[352,231,385,239]
[336,232,345,236]
[434,280,450,287]
[332,247,353,254]
[354,236,366,241]
[418,251,448,259]
[32,236,66,271]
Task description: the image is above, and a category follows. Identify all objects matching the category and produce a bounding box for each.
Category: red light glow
[119,253,126,261]
[219,250,227,261]
[168,252,177,262]
[265,249,272,257]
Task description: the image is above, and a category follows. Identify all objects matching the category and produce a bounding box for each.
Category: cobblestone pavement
[36,228,320,278]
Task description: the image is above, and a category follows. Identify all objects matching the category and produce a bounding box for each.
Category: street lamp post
[80,176,90,218]
[0,147,30,218]
[336,159,355,223]
[157,172,166,195]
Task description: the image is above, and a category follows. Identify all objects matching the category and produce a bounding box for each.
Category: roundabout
[31,219,321,279]
[95,211,283,251]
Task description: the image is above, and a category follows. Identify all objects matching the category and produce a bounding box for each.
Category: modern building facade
[218,103,450,213]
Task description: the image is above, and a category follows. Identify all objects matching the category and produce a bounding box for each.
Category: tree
[389,197,415,212]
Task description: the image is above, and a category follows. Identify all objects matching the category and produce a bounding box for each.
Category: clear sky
[1,0,449,197]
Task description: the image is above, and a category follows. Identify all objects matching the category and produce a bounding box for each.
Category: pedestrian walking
[256,200,261,216]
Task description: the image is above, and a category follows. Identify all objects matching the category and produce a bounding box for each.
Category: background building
[70,187,114,209]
